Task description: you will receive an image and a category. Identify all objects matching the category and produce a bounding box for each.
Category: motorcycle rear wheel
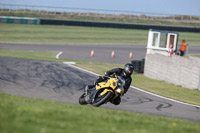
[92,91,113,107]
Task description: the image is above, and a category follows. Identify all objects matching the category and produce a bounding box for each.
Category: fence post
[31,6,33,13]
[185,45,189,55]
[198,72,200,91]
[9,5,11,13]
[54,8,56,15]
[38,7,41,14]
[62,8,65,16]
[181,15,183,21]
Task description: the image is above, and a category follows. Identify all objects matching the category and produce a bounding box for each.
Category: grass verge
[0,23,200,44]
[0,50,200,106]
[0,92,200,133]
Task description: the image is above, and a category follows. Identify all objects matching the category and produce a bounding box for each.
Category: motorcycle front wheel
[79,93,88,105]
[92,91,113,107]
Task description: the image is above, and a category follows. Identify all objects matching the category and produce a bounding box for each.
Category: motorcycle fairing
[90,78,118,102]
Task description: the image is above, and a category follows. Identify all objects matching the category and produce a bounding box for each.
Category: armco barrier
[40,19,200,33]
[0,16,40,25]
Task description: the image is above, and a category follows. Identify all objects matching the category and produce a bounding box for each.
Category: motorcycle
[79,75,125,107]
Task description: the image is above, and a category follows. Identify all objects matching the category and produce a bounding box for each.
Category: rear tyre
[79,93,88,105]
[92,91,113,107]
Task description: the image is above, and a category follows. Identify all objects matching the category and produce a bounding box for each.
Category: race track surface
[0,43,200,64]
[0,57,200,122]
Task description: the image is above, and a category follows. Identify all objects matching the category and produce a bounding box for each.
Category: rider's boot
[110,95,121,105]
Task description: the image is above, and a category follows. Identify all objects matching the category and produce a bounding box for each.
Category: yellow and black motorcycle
[79,75,125,107]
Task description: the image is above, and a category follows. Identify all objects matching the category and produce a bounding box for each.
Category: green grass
[0,23,148,44]
[1,92,200,133]
[0,50,200,106]
[0,23,200,44]
[131,74,200,106]
[190,55,200,58]
[0,50,59,61]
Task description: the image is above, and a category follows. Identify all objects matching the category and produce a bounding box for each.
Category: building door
[167,33,177,50]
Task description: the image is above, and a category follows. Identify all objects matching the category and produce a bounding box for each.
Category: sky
[1,0,200,16]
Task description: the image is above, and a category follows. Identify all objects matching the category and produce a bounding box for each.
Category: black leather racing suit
[103,68,132,105]
[105,68,132,94]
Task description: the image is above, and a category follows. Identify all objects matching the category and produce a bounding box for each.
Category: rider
[88,63,134,105]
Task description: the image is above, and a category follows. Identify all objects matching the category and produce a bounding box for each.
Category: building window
[159,33,168,48]
[152,33,159,47]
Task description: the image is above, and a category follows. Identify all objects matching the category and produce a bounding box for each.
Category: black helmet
[124,63,134,77]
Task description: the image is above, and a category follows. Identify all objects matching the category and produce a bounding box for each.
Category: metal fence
[0,3,200,23]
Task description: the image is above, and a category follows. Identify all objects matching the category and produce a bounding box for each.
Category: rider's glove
[104,72,109,77]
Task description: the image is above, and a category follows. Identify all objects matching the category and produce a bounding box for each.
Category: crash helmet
[123,63,134,77]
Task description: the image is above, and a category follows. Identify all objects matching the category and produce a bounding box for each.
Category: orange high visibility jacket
[180,42,187,51]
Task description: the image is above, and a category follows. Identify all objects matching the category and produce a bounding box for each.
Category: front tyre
[92,91,113,107]
[79,93,88,105]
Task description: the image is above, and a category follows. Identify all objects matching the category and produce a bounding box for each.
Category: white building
[146,29,179,56]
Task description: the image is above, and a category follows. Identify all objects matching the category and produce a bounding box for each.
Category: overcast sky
[1,0,200,16]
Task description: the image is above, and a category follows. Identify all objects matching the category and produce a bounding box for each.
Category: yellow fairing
[100,89,113,96]
[95,78,118,96]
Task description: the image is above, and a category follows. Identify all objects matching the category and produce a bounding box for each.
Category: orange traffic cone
[111,50,115,58]
[129,51,133,59]
[90,49,94,57]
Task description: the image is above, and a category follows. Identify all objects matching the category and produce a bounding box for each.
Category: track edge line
[63,62,200,108]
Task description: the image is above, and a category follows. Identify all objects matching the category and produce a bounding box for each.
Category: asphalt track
[1,42,200,64]
[0,57,200,122]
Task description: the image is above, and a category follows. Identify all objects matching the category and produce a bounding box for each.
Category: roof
[149,29,179,35]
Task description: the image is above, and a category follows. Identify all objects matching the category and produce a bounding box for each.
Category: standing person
[168,44,174,56]
[87,63,134,105]
[180,40,187,56]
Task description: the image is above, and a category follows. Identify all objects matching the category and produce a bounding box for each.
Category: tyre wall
[40,19,200,33]
[1,16,199,32]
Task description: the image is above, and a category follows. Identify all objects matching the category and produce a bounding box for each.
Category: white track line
[132,86,200,108]
[56,51,63,59]
[64,62,200,108]
[68,64,100,76]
